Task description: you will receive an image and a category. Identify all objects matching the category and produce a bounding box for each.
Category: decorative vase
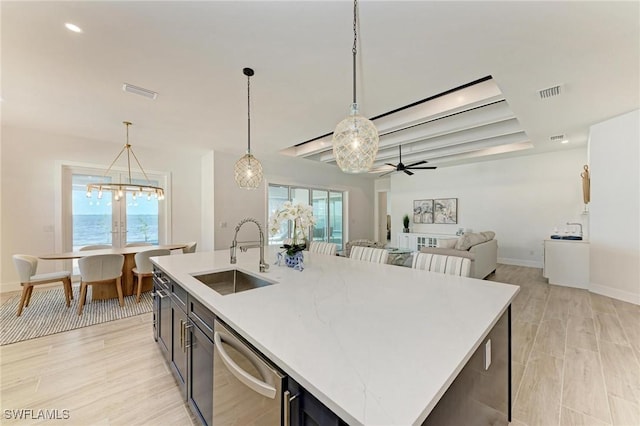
[285,251,304,270]
[403,227,410,233]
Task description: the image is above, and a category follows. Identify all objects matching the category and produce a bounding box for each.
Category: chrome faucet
[566,222,583,236]
[230,218,269,272]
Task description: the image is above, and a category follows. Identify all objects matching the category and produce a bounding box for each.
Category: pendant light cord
[352,0,358,105]
[247,73,251,154]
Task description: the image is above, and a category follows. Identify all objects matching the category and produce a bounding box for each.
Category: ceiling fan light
[333,104,379,173]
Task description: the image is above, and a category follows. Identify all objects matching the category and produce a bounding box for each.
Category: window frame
[60,163,171,274]
[266,182,347,250]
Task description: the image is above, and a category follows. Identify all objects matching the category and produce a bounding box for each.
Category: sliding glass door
[268,184,345,248]
[328,191,343,247]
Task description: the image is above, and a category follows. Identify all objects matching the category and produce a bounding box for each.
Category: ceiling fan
[379,146,437,177]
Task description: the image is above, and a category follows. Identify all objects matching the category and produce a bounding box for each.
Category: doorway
[377,191,390,243]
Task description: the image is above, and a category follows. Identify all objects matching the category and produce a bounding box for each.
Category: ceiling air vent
[550,134,569,144]
[538,84,562,99]
[122,83,158,100]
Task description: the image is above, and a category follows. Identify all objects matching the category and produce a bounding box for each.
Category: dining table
[39,244,188,300]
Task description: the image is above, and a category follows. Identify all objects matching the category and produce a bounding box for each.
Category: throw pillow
[437,238,458,249]
[480,231,496,240]
[454,232,486,251]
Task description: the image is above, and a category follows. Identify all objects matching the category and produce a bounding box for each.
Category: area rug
[0,287,152,346]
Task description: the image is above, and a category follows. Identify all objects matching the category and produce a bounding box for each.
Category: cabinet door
[157,285,172,362]
[397,233,411,249]
[287,378,346,426]
[189,324,213,426]
[172,303,189,393]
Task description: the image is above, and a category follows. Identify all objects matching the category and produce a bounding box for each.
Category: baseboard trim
[590,283,640,306]
[498,257,543,269]
[1,281,22,294]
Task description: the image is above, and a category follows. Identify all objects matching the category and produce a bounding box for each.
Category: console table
[397,232,458,252]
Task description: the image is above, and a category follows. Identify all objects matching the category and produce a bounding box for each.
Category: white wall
[0,126,203,291]
[387,148,588,267]
[211,151,375,250]
[201,151,215,251]
[589,109,640,304]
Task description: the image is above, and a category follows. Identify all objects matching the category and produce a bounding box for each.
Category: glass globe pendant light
[234,67,264,189]
[332,0,379,174]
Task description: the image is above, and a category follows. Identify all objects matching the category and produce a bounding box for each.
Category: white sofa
[418,233,498,279]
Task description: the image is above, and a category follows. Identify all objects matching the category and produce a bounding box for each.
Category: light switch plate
[484,339,492,370]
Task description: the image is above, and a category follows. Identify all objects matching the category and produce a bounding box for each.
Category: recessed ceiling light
[561,139,569,144]
[64,23,83,33]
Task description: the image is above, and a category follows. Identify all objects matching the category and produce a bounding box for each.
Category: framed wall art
[434,198,458,224]
[413,199,433,224]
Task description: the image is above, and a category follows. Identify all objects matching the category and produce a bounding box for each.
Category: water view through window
[72,174,159,250]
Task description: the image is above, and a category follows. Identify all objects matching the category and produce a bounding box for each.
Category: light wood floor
[488,265,640,426]
[1,265,638,425]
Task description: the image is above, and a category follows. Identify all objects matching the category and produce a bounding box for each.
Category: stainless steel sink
[192,269,275,296]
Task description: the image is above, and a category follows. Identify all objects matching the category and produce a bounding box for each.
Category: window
[64,165,168,251]
[268,184,345,248]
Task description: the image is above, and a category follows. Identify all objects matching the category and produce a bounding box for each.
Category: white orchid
[268,202,316,252]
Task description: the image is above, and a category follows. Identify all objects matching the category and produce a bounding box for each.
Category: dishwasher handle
[214,331,277,399]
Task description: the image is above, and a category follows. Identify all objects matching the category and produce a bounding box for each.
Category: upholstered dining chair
[182,242,197,254]
[309,241,338,256]
[133,249,170,302]
[349,246,389,264]
[412,253,471,277]
[125,242,153,247]
[77,254,125,315]
[345,239,386,257]
[12,254,73,317]
[79,244,112,251]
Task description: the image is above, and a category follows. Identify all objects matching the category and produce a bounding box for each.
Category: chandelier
[332,0,379,173]
[234,67,264,189]
[86,121,165,202]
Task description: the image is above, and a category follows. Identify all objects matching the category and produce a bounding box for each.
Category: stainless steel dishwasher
[213,319,286,425]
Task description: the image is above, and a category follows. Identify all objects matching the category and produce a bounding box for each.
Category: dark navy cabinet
[287,377,347,426]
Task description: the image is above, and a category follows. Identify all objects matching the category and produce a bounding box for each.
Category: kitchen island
[151,247,519,425]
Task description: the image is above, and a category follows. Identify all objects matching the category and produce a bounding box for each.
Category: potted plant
[403,214,410,233]
[268,201,316,270]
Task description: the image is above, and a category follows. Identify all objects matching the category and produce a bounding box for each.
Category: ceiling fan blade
[384,163,398,168]
[404,170,414,176]
[405,160,427,168]
[378,170,395,177]
[407,166,438,170]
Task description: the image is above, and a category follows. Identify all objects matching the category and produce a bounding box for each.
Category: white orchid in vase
[268,201,316,255]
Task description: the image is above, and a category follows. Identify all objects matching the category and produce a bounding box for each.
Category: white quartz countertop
[152,248,519,426]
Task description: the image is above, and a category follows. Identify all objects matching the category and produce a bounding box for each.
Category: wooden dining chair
[133,249,170,302]
[79,244,112,251]
[125,242,153,247]
[12,255,73,317]
[349,246,389,264]
[182,242,197,254]
[77,254,125,315]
